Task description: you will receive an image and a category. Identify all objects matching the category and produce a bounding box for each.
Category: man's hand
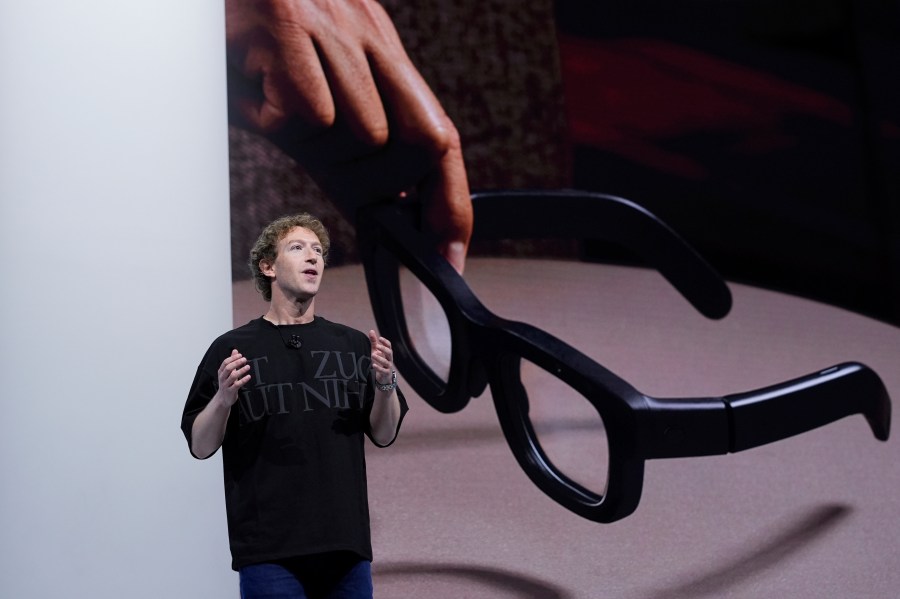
[226,0,473,272]
[367,329,394,387]
[191,349,251,459]
[216,349,251,407]
[367,329,402,445]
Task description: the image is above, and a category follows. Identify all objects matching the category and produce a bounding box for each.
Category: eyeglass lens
[398,263,611,496]
[520,358,611,495]
[399,267,452,382]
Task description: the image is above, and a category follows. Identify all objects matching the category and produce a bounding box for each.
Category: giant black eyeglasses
[356,190,891,523]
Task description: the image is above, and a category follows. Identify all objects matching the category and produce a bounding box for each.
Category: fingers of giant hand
[227,0,450,162]
[313,42,388,146]
[421,128,474,274]
[277,59,449,191]
[309,0,420,149]
[259,38,334,133]
[226,0,399,142]
[224,0,472,270]
[227,25,334,133]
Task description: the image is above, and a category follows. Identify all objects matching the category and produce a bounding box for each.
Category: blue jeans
[239,553,373,599]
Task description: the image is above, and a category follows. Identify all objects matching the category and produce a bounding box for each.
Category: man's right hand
[191,349,250,459]
[216,349,251,407]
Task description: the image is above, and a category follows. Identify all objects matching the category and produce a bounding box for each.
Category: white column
[0,1,237,596]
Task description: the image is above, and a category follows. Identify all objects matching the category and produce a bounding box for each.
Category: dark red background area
[554,0,900,326]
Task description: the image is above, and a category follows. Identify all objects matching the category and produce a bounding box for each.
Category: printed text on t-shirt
[235,350,371,424]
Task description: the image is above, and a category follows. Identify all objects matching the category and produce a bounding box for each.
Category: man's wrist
[213,391,237,411]
[376,369,397,392]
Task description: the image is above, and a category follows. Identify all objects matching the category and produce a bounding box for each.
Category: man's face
[263,226,324,302]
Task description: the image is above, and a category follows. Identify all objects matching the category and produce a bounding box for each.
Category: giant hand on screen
[225,0,473,273]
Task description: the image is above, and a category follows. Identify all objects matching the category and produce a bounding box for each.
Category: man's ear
[259,259,275,278]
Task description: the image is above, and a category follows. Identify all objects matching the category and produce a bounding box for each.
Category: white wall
[0,1,237,596]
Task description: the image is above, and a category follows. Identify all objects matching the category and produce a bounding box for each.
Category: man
[182,213,407,598]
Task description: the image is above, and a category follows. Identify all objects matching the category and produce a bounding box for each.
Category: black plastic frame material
[356,189,891,523]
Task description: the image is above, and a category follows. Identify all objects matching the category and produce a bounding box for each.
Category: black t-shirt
[181,316,408,571]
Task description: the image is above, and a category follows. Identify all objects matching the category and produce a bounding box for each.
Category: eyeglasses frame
[356,189,891,522]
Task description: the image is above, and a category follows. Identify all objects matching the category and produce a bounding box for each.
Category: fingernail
[441,241,466,274]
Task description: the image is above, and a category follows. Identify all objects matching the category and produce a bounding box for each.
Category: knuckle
[305,99,337,130]
[357,121,390,148]
[409,115,459,160]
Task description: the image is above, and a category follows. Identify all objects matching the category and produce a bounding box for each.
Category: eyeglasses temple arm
[641,362,891,459]
[470,189,732,319]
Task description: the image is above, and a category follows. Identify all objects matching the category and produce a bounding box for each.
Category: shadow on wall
[632,503,851,598]
[372,504,849,598]
[373,562,574,599]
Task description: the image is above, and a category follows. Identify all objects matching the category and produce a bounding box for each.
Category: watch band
[376,369,397,392]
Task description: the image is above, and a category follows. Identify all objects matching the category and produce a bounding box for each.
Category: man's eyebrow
[284,237,321,245]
